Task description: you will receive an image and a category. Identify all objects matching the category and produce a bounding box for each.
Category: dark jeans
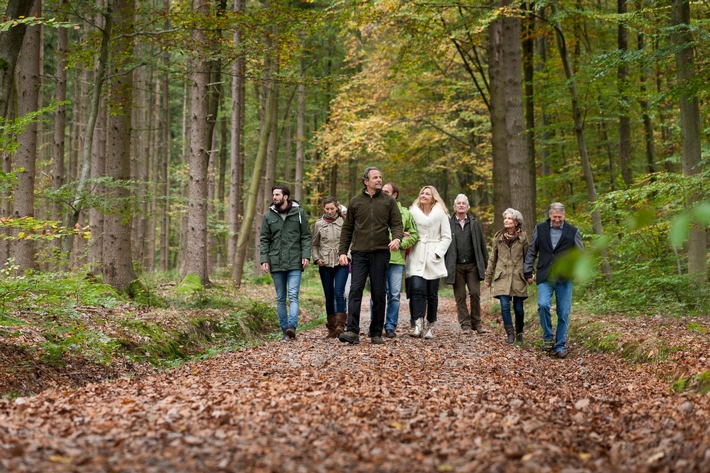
[318,264,349,315]
[453,263,481,329]
[498,295,525,331]
[347,250,390,337]
[409,275,440,323]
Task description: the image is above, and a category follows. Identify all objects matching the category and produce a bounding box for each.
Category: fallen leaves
[1,297,709,472]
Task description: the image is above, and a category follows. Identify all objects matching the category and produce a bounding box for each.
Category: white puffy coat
[406,204,452,280]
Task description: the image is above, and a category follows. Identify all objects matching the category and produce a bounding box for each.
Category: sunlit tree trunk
[672,0,706,284]
[102,0,136,291]
[11,0,41,272]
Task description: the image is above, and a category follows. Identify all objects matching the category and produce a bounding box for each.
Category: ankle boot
[325,315,337,338]
[410,318,423,338]
[504,325,515,344]
[423,320,434,339]
[334,312,347,337]
[515,326,523,343]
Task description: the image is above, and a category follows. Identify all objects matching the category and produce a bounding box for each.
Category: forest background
[0,0,708,396]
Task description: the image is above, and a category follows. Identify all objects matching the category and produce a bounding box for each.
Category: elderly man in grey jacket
[444,194,489,334]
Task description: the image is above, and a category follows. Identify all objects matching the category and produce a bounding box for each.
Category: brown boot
[325,315,337,338]
[504,325,515,344]
[334,312,347,337]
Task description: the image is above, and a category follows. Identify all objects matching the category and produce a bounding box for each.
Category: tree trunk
[232,82,276,287]
[637,32,656,174]
[488,17,511,232]
[617,0,632,187]
[63,6,113,259]
[552,6,612,281]
[228,0,246,265]
[160,0,171,272]
[102,0,137,292]
[51,1,68,268]
[295,59,306,203]
[11,0,41,272]
[523,0,537,227]
[0,0,34,120]
[88,102,106,269]
[182,0,212,283]
[672,0,707,284]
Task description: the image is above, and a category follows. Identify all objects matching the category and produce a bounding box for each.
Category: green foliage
[128,280,168,307]
[581,171,710,315]
[672,371,710,395]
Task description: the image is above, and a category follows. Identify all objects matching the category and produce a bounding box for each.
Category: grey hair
[454,194,470,207]
[548,202,566,214]
[502,208,524,227]
[362,166,380,184]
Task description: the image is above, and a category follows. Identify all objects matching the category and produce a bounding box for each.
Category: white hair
[502,208,524,227]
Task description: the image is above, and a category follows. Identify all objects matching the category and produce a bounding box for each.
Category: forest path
[1,297,708,472]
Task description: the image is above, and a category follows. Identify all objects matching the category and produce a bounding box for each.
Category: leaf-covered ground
[1,297,709,472]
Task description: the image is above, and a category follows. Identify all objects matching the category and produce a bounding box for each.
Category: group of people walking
[259,167,583,358]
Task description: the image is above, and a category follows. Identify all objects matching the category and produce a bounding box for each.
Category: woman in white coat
[406,186,452,339]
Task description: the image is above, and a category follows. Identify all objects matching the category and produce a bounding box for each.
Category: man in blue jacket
[524,202,584,358]
[260,185,312,341]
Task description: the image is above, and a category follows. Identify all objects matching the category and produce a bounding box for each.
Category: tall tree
[672,0,706,284]
[12,0,41,271]
[228,0,246,265]
[182,0,213,283]
[0,0,34,120]
[102,0,136,291]
[617,0,632,187]
[489,3,534,234]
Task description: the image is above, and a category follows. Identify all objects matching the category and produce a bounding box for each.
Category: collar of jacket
[270,201,302,223]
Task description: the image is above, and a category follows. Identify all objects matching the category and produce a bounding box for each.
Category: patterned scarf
[502,227,521,247]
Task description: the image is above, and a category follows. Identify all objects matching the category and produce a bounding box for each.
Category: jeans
[537,279,573,352]
[369,263,404,330]
[318,265,349,315]
[347,250,390,337]
[453,263,481,329]
[409,275,440,323]
[271,269,303,330]
[498,295,525,331]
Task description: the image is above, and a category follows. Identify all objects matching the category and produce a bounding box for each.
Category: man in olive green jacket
[338,167,403,345]
[260,185,312,340]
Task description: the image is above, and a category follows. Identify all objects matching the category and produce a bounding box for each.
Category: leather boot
[325,315,337,338]
[515,325,524,343]
[410,318,423,338]
[334,312,347,337]
[504,325,515,344]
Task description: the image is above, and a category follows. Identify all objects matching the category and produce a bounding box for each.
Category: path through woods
[1,297,708,472]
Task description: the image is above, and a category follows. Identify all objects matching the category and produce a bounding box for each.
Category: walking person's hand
[261,263,270,273]
[338,254,349,266]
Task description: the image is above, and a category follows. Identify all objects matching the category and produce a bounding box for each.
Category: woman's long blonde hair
[413,185,449,216]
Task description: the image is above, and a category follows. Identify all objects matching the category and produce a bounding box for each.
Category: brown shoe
[556,349,568,359]
[473,325,487,334]
[334,312,347,337]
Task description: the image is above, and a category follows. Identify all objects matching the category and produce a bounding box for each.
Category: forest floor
[0,292,709,472]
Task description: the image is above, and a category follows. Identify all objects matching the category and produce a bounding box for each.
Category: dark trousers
[409,275,440,323]
[346,250,390,337]
[453,263,481,329]
[318,264,349,315]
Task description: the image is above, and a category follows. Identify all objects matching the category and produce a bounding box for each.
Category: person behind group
[406,185,452,339]
[484,208,529,344]
[338,167,404,345]
[368,182,418,338]
[312,196,349,338]
[444,194,489,334]
[260,185,312,341]
[524,202,584,359]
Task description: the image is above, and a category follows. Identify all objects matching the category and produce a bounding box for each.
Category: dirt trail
[1,298,708,472]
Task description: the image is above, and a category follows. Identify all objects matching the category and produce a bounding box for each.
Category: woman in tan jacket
[312,196,348,338]
[484,208,529,344]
